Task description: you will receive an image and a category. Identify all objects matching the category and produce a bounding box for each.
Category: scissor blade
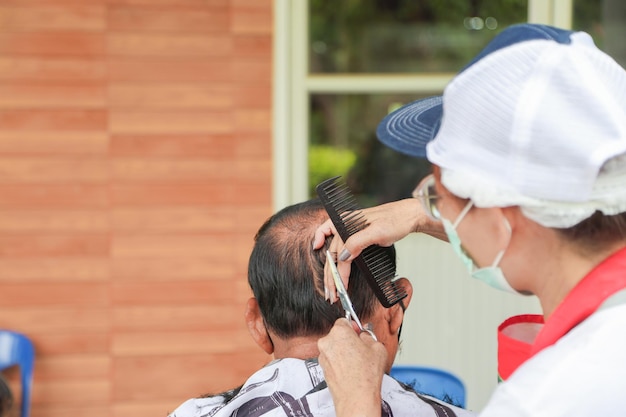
[326,250,347,295]
[326,250,364,329]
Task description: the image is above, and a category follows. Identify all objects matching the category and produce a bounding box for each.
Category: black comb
[316,176,407,308]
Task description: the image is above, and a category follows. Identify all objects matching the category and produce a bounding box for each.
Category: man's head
[245,199,412,371]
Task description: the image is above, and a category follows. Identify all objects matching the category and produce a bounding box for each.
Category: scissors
[326,250,377,341]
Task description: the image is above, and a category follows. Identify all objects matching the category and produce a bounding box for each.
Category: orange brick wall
[0,1,274,416]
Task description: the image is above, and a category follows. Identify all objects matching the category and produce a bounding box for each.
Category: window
[307,1,529,206]
[573,0,626,68]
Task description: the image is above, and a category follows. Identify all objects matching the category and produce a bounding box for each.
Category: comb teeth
[361,246,405,307]
[316,176,407,308]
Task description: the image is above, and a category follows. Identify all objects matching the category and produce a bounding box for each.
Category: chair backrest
[0,330,35,417]
[390,365,466,408]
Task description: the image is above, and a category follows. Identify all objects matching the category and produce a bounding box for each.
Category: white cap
[377,24,626,227]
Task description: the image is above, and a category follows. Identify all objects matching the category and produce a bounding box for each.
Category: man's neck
[271,335,321,360]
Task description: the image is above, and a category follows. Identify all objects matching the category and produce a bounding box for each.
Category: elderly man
[168,199,473,417]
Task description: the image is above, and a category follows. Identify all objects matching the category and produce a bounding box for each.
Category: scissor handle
[345,311,377,341]
[361,328,378,342]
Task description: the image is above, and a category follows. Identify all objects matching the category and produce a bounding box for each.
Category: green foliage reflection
[309,145,357,197]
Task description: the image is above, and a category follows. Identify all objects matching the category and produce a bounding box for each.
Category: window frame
[272,0,571,209]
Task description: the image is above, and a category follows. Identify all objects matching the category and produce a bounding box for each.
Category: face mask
[441,201,520,295]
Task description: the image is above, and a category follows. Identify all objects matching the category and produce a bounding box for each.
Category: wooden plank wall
[0,0,274,415]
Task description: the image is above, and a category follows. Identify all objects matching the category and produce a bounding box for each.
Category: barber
[313,23,626,417]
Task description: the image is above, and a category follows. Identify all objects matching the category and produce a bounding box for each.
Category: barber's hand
[318,318,387,417]
[319,225,349,303]
[313,198,447,300]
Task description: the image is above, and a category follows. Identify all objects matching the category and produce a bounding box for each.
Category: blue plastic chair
[390,365,466,408]
[0,330,35,417]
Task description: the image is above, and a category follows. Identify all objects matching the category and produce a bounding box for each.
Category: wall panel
[0,1,273,415]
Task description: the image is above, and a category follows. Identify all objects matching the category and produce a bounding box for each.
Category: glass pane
[309,94,432,207]
[573,0,626,67]
[309,0,528,73]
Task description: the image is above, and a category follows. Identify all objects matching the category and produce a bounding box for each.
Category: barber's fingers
[331,206,401,264]
[339,199,438,263]
[323,234,348,303]
[314,219,342,303]
[313,219,337,250]
[316,199,440,302]
[323,253,336,303]
[316,198,446,260]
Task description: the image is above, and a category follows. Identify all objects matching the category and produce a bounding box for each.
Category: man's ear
[245,298,274,354]
[388,277,413,334]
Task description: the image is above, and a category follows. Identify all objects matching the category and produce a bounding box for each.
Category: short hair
[557,211,626,254]
[248,199,396,339]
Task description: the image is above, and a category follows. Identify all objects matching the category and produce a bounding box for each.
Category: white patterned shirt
[168,358,475,417]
